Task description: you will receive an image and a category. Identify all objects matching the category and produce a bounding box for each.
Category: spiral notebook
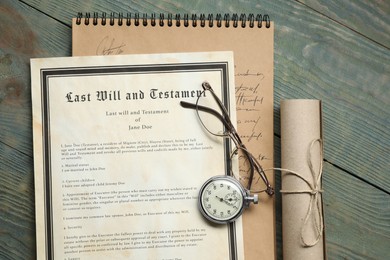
[72,13,275,260]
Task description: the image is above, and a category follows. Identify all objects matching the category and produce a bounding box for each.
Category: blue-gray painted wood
[0,0,389,259]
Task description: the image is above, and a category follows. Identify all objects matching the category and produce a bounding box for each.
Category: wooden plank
[23,0,390,191]
[298,0,390,48]
[322,163,390,259]
[269,0,390,192]
[274,138,283,260]
[0,0,71,156]
[0,141,35,260]
[0,0,388,259]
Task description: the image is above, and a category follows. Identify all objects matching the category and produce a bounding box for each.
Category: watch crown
[245,194,258,207]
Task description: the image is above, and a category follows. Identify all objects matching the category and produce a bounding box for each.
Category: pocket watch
[198,175,258,224]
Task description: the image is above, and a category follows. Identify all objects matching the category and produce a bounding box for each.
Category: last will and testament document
[31,52,244,259]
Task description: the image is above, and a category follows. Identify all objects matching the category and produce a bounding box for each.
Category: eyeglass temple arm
[252,155,275,195]
[242,148,274,195]
[179,101,231,130]
[202,82,234,128]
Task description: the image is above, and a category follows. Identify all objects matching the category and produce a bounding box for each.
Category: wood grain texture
[0,0,389,259]
[0,142,36,260]
[298,0,390,48]
[267,1,390,192]
[0,0,71,155]
[322,163,390,260]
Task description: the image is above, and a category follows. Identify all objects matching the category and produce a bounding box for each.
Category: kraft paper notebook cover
[72,13,275,259]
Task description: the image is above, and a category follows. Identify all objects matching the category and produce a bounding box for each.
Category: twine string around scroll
[271,138,324,247]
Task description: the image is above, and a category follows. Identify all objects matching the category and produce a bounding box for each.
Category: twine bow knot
[279,139,324,247]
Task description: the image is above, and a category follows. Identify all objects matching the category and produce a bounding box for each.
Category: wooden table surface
[0,0,389,259]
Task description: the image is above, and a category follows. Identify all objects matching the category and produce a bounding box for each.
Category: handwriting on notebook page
[96,36,126,55]
[235,68,267,152]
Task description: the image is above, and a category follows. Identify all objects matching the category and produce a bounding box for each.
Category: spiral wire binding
[76,12,271,28]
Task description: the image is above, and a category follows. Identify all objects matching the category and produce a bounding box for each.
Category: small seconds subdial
[224,193,239,206]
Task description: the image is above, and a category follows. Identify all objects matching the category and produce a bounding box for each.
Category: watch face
[199,176,245,224]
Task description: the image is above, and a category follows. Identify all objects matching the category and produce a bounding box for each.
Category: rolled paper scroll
[280,99,325,260]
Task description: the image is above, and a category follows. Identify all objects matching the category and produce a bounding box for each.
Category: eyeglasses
[180,81,274,196]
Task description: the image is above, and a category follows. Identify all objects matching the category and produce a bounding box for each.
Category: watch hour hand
[215,195,224,202]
